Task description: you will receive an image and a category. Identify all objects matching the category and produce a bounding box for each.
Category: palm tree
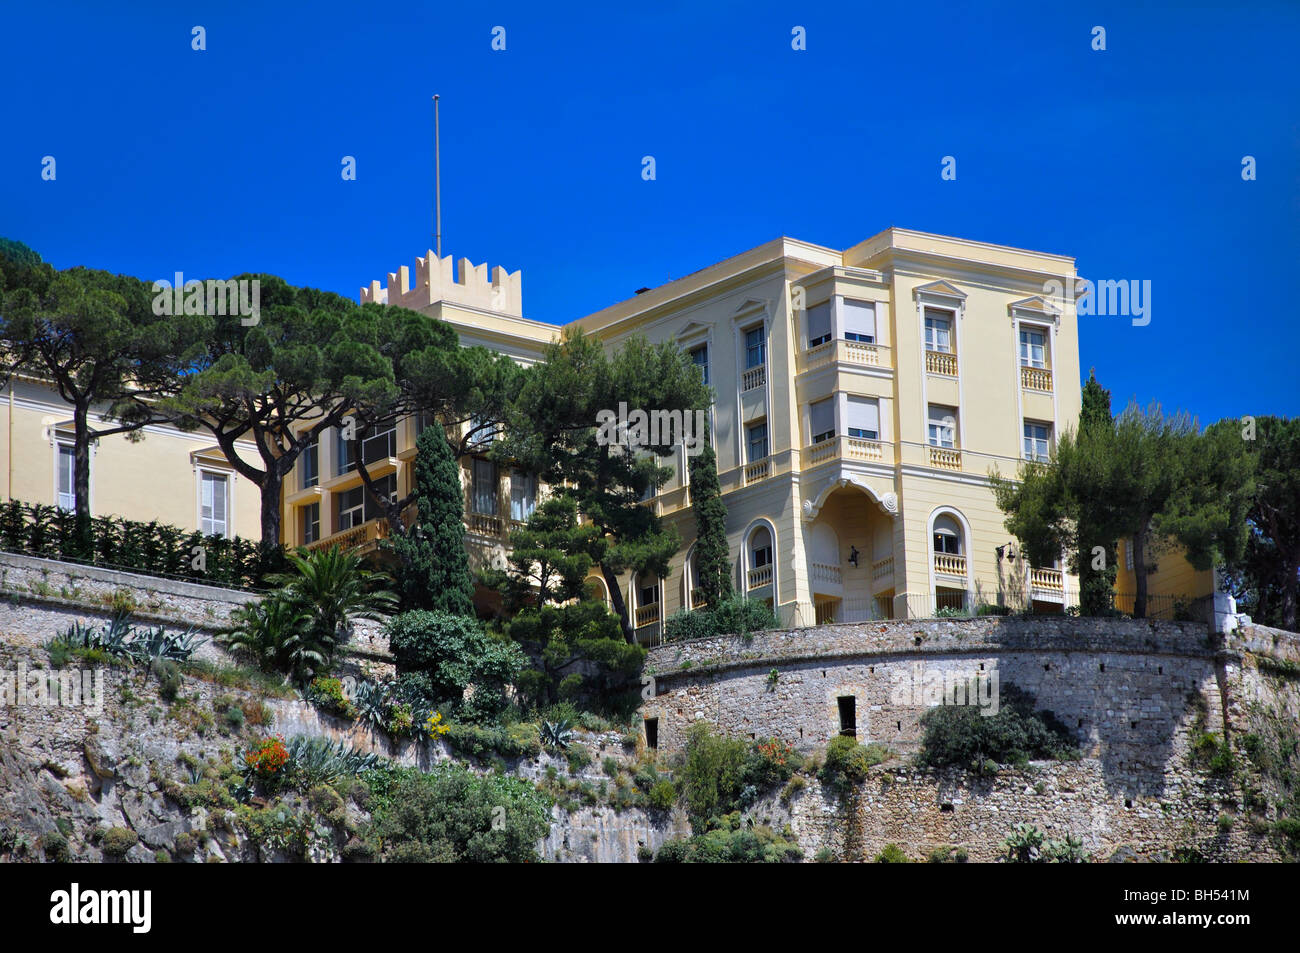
[268,546,398,659]
[220,595,319,682]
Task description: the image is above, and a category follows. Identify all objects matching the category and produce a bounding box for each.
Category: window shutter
[806,302,831,344]
[847,397,879,437]
[809,399,835,439]
[842,300,876,340]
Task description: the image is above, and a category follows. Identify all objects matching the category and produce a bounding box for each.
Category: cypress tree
[386,425,476,616]
[689,444,733,608]
[1077,370,1117,615]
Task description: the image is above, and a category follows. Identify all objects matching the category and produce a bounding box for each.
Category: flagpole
[433,94,442,259]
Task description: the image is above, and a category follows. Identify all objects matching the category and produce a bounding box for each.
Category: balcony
[804,435,889,469]
[690,588,708,610]
[744,458,771,485]
[1020,365,1053,392]
[747,564,773,590]
[741,365,766,392]
[925,349,958,377]
[810,561,842,587]
[305,519,389,553]
[871,555,894,583]
[635,603,661,628]
[798,339,892,375]
[933,552,967,578]
[465,510,503,537]
[927,446,962,471]
[1030,567,1065,593]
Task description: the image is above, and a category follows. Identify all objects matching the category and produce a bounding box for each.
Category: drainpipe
[7,379,12,499]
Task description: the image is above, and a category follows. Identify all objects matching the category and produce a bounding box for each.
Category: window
[744,325,766,369]
[927,405,957,448]
[750,527,773,569]
[301,437,319,489]
[335,427,355,476]
[56,444,75,511]
[301,502,320,544]
[690,344,710,386]
[809,398,835,444]
[837,696,856,738]
[468,414,496,449]
[413,412,433,438]
[472,459,498,516]
[1019,328,1047,368]
[805,302,831,348]
[639,582,660,606]
[842,299,876,343]
[1125,538,1134,571]
[199,471,229,537]
[364,474,397,521]
[1023,421,1051,461]
[846,396,880,440]
[644,717,659,750]
[746,422,769,462]
[510,470,536,522]
[933,515,963,556]
[336,486,364,531]
[361,423,397,465]
[924,310,952,352]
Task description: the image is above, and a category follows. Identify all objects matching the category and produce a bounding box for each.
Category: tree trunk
[1132,524,1149,619]
[1283,554,1299,634]
[602,563,635,643]
[259,470,283,548]
[72,401,93,557]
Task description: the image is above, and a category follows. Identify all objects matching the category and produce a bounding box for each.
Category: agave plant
[352,679,391,733]
[124,624,207,664]
[540,718,574,750]
[284,735,380,787]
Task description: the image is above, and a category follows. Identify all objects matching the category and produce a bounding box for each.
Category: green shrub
[652,813,801,863]
[917,684,1078,773]
[819,736,888,794]
[308,677,357,719]
[1000,823,1089,863]
[386,610,525,721]
[648,780,677,811]
[101,826,138,857]
[874,843,909,863]
[926,845,969,863]
[662,595,780,642]
[814,847,835,863]
[39,831,71,862]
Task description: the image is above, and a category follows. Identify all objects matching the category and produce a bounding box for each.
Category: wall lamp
[847,545,860,567]
[995,542,1016,562]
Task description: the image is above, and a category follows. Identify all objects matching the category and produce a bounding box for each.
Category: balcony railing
[1030,567,1065,592]
[925,349,958,376]
[635,603,661,628]
[933,552,967,577]
[810,561,842,587]
[799,338,891,374]
[1020,365,1053,392]
[871,556,894,583]
[744,458,771,485]
[747,564,773,590]
[690,588,708,610]
[465,510,502,537]
[927,446,962,471]
[804,436,889,469]
[305,519,389,553]
[741,365,766,392]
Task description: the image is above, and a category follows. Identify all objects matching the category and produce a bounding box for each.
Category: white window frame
[750,527,773,569]
[197,468,232,538]
[1023,421,1051,462]
[690,344,710,387]
[841,298,876,344]
[1019,327,1047,368]
[746,421,769,462]
[472,458,498,516]
[743,325,766,370]
[336,485,365,532]
[510,470,536,523]
[55,441,76,512]
[927,406,957,448]
[809,398,835,444]
[924,310,953,353]
[301,501,321,545]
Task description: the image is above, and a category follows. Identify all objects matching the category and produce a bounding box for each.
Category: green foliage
[100,826,138,857]
[541,719,575,750]
[51,615,205,666]
[819,737,889,794]
[283,735,380,788]
[1001,823,1090,863]
[688,444,733,609]
[443,721,542,762]
[151,657,182,701]
[386,610,526,721]
[307,676,357,719]
[874,843,909,863]
[653,813,802,863]
[917,684,1078,773]
[677,724,800,831]
[219,593,319,682]
[362,763,551,862]
[926,845,969,863]
[663,595,779,642]
[384,426,475,615]
[39,830,71,862]
[498,328,711,639]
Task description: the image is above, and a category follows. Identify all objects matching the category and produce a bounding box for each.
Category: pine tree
[386,425,476,615]
[689,444,732,608]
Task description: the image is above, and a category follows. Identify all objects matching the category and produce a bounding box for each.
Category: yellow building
[337,228,1087,637]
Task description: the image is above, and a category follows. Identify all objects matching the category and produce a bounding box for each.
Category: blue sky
[2,1,1296,423]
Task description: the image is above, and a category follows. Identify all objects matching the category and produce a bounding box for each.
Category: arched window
[932,514,963,556]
